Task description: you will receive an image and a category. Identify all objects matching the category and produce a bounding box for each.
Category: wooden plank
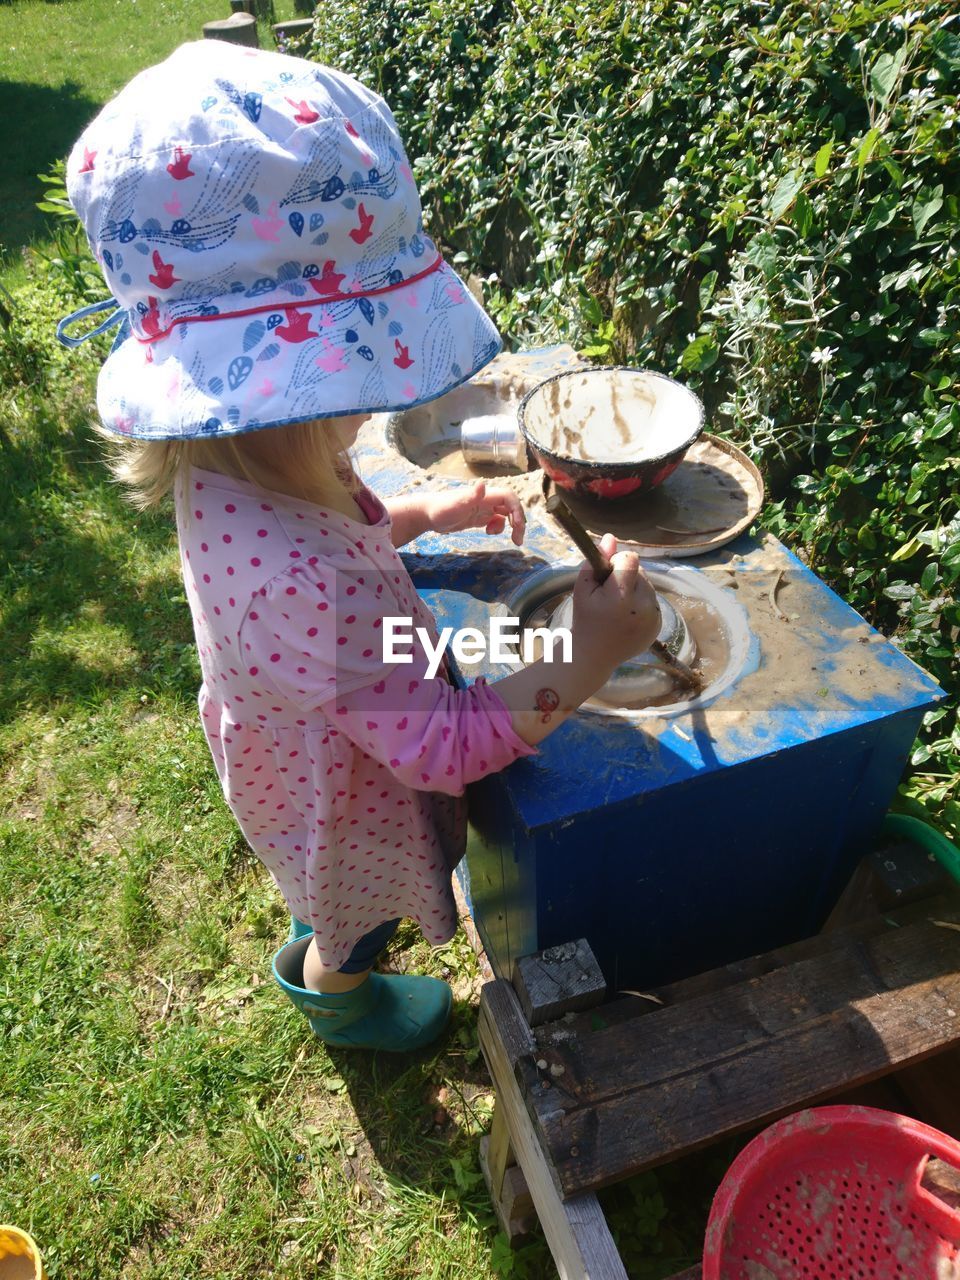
[542,890,957,1050]
[483,975,538,1067]
[824,839,953,930]
[923,1158,960,1211]
[529,890,960,1080]
[540,921,960,1195]
[533,903,960,1109]
[478,1130,537,1246]
[525,903,960,1197]
[479,981,629,1280]
[484,1104,514,1201]
[513,938,606,1027]
[866,841,954,908]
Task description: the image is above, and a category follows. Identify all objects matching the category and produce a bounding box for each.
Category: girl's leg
[302,918,400,993]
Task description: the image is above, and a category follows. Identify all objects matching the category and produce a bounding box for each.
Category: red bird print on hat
[276,308,318,343]
[142,297,163,339]
[79,148,97,174]
[287,98,319,125]
[393,339,414,369]
[149,251,179,290]
[307,261,346,297]
[349,203,374,245]
[345,120,360,138]
[167,147,194,180]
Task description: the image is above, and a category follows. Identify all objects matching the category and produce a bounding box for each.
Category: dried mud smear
[540,371,644,460]
[406,435,546,507]
[684,535,935,757]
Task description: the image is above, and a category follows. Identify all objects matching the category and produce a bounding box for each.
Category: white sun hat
[58,40,502,440]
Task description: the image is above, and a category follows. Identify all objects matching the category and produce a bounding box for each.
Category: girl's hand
[428,481,526,546]
[571,533,662,669]
[489,533,664,747]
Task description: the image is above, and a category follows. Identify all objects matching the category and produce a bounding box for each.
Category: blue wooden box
[409,532,944,989]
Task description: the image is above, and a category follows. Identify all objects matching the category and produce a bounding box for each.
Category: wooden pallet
[476,844,960,1279]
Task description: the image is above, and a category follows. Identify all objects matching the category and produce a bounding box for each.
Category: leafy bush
[312,0,960,838]
[35,160,107,304]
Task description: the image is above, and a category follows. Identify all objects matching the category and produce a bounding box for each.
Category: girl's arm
[328,639,626,796]
[385,480,526,547]
[326,543,660,791]
[464,544,661,747]
[238,540,659,794]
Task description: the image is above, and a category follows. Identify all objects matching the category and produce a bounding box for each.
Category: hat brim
[96,258,502,439]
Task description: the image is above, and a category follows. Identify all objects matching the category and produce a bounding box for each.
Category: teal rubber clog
[272,935,452,1052]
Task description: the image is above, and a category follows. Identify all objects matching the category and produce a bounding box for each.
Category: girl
[60,41,661,1052]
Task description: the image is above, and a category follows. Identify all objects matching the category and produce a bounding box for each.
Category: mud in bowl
[519,367,705,501]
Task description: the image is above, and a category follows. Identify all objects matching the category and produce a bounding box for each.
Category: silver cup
[460,412,527,470]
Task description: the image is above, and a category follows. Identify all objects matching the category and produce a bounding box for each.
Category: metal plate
[552,433,764,558]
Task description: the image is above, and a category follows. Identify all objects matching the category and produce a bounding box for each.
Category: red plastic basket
[703,1107,960,1279]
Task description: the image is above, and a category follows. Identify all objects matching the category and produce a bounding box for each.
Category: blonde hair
[96,418,361,511]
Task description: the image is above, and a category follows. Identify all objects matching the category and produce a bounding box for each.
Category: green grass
[0,0,302,289]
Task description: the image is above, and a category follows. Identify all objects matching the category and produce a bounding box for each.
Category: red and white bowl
[519,367,705,501]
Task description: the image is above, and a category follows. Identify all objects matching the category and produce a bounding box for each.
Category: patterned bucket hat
[58,40,502,440]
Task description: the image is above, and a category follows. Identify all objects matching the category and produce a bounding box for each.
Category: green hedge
[313,0,960,837]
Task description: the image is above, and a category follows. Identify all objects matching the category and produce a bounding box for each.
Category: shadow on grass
[0,405,196,724]
[325,994,506,1218]
[0,79,101,262]
[321,997,727,1276]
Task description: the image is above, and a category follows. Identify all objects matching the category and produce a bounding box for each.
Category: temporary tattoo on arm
[534,687,560,724]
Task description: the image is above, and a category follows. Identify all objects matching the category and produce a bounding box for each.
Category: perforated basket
[703,1107,960,1280]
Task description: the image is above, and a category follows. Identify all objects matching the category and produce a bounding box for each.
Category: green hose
[882,812,960,886]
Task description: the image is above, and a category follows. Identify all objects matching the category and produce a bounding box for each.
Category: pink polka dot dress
[174,467,536,970]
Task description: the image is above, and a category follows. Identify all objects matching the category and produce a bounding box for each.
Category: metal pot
[546,591,697,704]
[499,561,754,718]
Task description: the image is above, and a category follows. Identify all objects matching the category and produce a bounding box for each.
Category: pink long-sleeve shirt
[174,466,535,968]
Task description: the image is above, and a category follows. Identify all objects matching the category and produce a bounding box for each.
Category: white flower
[810,346,836,365]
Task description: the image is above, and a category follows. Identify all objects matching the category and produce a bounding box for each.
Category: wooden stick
[545,493,703,695]
[546,494,613,583]
[648,645,703,695]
